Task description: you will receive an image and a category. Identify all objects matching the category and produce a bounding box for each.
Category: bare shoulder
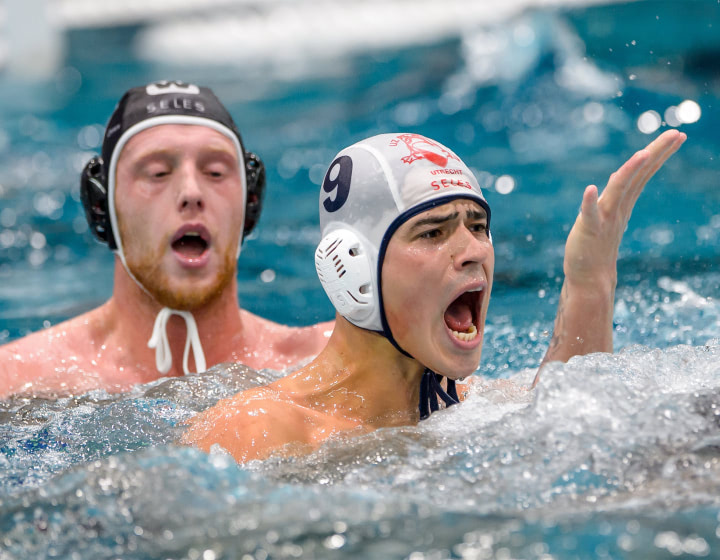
[0,306,112,397]
[276,319,335,354]
[7,301,114,348]
[240,310,334,364]
[181,387,318,463]
[245,310,334,342]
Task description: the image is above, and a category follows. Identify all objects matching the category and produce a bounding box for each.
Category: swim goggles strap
[419,369,460,420]
[148,307,208,375]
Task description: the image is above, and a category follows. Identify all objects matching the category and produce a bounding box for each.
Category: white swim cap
[315,133,491,346]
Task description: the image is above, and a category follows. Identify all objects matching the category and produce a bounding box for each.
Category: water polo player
[183,129,685,463]
[0,80,332,398]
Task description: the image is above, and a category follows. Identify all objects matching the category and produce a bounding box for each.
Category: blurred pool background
[1,0,719,558]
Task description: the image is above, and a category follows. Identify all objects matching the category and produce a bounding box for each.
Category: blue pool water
[1,0,720,558]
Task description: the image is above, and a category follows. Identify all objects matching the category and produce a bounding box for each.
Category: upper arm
[181,398,310,463]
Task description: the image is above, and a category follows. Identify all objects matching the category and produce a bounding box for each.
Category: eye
[144,163,171,179]
[419,228,443,240]
[204,162,232,179]
[470,222,488,235]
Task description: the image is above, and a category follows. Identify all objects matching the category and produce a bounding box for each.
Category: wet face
[381,199,494,378]
[114,124,245,310]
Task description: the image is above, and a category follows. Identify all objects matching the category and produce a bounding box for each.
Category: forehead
[117,124,238,164]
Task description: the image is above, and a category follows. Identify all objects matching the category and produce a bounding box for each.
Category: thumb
[580,185,600,228]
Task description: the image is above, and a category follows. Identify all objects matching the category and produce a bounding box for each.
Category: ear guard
[242,151,266,237]
[79,152,266,249]
[315,228,376,325]
[80,156,113,248]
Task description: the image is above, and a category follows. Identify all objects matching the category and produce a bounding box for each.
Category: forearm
[537,277,616,375]
[532,130,685,388]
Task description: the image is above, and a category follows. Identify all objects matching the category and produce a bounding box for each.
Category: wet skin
[183,199,494,462]
[382,199,494,379]
[184,130,688,464]
[0,124,333,398]
[0,129,685,404]
[115,125,245,310]
[536,128,687,380]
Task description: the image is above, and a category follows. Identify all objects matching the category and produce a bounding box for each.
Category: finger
[615,133,685,224]
[614,132,686,226]
[598,149,650,212]
[641,128,685,156]
[626,131,686,202]
[579,184,600,230]
[581,184,599,214]
[599,130,685,213]
[626,130,684,192]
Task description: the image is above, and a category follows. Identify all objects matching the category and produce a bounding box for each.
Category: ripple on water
[0,344,719,558]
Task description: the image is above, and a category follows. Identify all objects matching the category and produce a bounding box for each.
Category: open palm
[563,129,686,289]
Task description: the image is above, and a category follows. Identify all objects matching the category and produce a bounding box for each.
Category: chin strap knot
[148,308,207,375]
[419,369,460,420]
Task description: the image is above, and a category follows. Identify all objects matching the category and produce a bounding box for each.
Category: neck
[287,316,426,428]
[108,258,244,376]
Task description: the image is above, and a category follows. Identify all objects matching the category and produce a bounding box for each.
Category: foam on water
[0,364,280,495]
[1,344,719,558]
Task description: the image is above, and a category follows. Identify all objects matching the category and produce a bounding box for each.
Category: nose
[450,225,491,270]
[177,164,204,214]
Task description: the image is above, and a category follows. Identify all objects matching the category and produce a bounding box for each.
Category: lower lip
[172,248,211,269]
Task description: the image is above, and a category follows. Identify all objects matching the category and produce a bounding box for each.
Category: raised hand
[564,129,686,288]
[535,130,686,382]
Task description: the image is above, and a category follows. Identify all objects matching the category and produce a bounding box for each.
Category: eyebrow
[409,208,488,231]
[128,151,172,175]
[466,209,488,221]
[131,146,237,168]
[411,211,460,230]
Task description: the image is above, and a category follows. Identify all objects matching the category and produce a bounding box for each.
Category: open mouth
[444,287,483,342]
[171,226,210,259]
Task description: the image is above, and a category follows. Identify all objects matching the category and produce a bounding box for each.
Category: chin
[130,253,236,311]
[408,334,481,379]
[445,346,484,378]
[421,354,480,380]
[147,276,227,310]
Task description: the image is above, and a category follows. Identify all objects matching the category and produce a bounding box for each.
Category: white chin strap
[148,308,207,375]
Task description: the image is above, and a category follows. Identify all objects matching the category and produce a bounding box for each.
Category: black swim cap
[81,80,265,251]
[101,81,245,168]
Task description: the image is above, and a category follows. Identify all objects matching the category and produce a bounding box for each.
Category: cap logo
[146,81,200,95]
[146,97,205,114]
[106,123,121,139]
[389,133,460,168]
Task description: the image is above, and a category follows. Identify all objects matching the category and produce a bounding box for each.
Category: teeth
[452,323,478,342]
[468,286,484,292]
[185,232,200,237]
